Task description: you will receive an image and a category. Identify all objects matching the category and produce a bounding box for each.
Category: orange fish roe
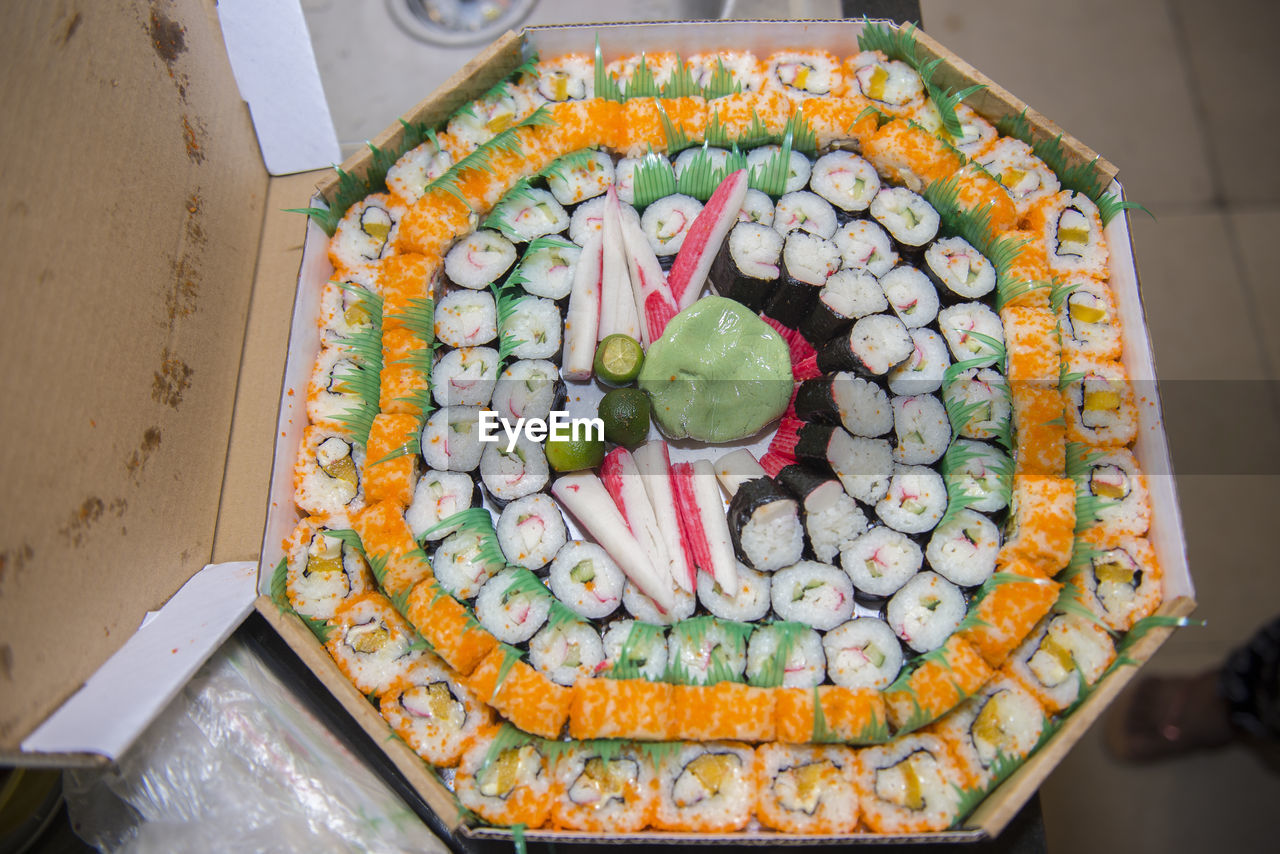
[396,188,474,257]
[774,686,888,745]
[547,99,624,151]
[953,163,1018,239]
[999,475,1077,573]
[1001,305,1060,382]
[659,97,710,150]
[378,252,442,330]
[454,726,553,828]
[753,743,859,834]
[362,414,420,505]
[404,580,497,676]
[550,743,658,832]
[1070,532,1163,631]
[799,94,878,151]
[883,636,993,731]
[863,118,965,194]
[1010,382,1066,476]
[997,229,1051,309]
[957,556,1062,668]
[568,678,674,740]
[464,647,572,739]
[436,130,471,163]
[351,500,432,599]
[670,683,776,742]
[377,326,432,417]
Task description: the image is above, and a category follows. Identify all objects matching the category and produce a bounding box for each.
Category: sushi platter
[260,18,1196,844]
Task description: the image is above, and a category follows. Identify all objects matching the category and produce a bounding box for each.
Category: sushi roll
[879,265,940,329]
[529,620,604,687]
[489,188,570,242]
[379,654,494,768]
[433,525,505,600]
[876,464,948,533]
[623,580,697,626]
[385,137,453,205]
[432,346,499,407]
[943,439,1012,514]
[817,314,915,377]
[328,193,407,270]
[888,328,951,397]
[794,373,894,438]
[747,144,811,193]
[294,426,366,524]
[454,729,552,829]
[1063,356,1138,447]
[434,289,497,348]
[847,50,925,114]
[810,150,880,212]
[1069,534,1162,632]
[937,302,1005,364]
[928,675,1046,789]
[404,469,480,541]
[770,561,856,631]
[833,219,897,277]
[1007,613,1116,712]
[767,49,843,97]
[887,571,966,653]
[890,395,952,466]
[420,405,485,473]
[490,359,564,425]
[474,568,551,644]
[513,236,581,300]
[496,493,567,570]
[708,221,782,312]
[503,295,562,361]
[727,477,805,571]
[653,742,757,832]
[911,101,998,159]
[943,366,1011,442]
[546,149,614,206]
[325,592,423,697]
[548,541,625,620]
[800,269,888,344]
[666,617,749,685]
[641,194,704,258]
[600,619,668,682]
[841,525,923,598]
[773,191,838,239]
[764,231,841,328]
[774,419,894,505]
[823,617,904,689]
[674,146,731,179]
[305,345,366,433]
[738,188,776,226]
[1057,276,1122,360]
[551,742,657,832]
[975,138,1061,218]
[317,277,377,346]
[954,559,1060,670]
[535,53,594,101]
[776,465,870,564]
[688,49,766,91]
[754,744,859,834]
[443,230,517,289]
[925,509,1000,588]
[697,564,772,623]
[746,623,826,688]
[479,435,550,506]
[870,187,939,251]
[284,519,374,621]
[923,236,996,301]
[1075,447,1151,537]
[854,734,962,833]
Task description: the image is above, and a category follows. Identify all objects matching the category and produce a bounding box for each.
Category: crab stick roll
[771,562,855,631]
[823,618,904,690]
[385,137,453,205]
[801,269,889,344]
[841,525,922,599]
[480,435,549,506]
[876,464,947,534]
[496,493,567,570]
[551,742,658,832]
[975,138,1061,221]
[708,222,782,313]
[284,518,375,621]
[666,617,749,685]
[329,193,407,270]
[938,302,1005,365]
[654,742,757,832]
[474,567,551,644]
[1074,447,1151,537]
[443,230,516,290]
[1069,533,1162,632]
[943,366,1011,443]
[326,592,424,697]
[434,289,496,348]
[816,314,914,378]
[544,541,622,619]
[641,194,704,259]
[755,744,859,834]
[926,508,1000,588]
[943,439,1012,514]
[795,373,893,438]
[492,188,571,243]
[306,344,366,433]
[294,425,366,525]
[781,465,868,551]
[599,620,668,683]
[924,236,996,301]
[888,571,966,653]
[697,564,772,623]
[810,150,880,212]
[890,395,952,466]
[432,346,499,407]
[546,149,613,206]
[405,469,480,541]
[529,620,604,687]
[846,50,925,116]
[764,231,841,328]
[739,189,775,226]
[433,526,503,600]
[956,557,1060,669]
[928,674,1046,790]
[727,477,804,571]
[1063,356,1138,448]
[454,728,553,828]
[464,648,573,739]
[1006,613,1116,713]
[889,328,951,397]
[834,219,897,277]
[380,654,494,767]
[420,405,485,473]
[884,636,993,731]
[773,191,839,240]
[514,236,581,300]
[746,623,826,688]
[403,581,497,676]
[854,734,962,833]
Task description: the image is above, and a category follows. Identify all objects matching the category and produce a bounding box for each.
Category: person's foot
[1106,670,1234,762]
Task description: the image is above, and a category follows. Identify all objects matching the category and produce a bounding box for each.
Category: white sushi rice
[529,621,604,686]
[770,561,855,631]
[926,508,999,588]
[834,219,897,277]
[474,568,551,644]
[549,541,625,620]
[841,526,922,598]
[496,493,567,570]
[886,571,965,653]
[746,624,826,688]
[810,150,880,211]
[697,564,771,622]
[822,617,904,689]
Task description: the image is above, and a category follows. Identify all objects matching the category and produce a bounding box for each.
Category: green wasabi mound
[639,297,793,443]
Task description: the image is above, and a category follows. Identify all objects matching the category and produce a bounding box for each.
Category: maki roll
[1057,276,1122,360]
[489,188,570,242]
[754,744,859,834]
[794,373,893,438]
[816,314,915,377]
[767,49,843,98]
[847,51,925,114]
[294,426,366,524]
[770,561,856,631]
[738,188,776,226]
[380,655,494,767]
[747,144,811,193]
[490,359,564,425]
[876,465,948,534]
[923,236,996,301]
[887,571,966,653]
[405,469,480,541]
[433,526,505,599]
[503,296,562,361]
[666,617,749,685]
[432,346,499,407]
[551,743,657,833]
[943,366,1010,441]
[306,345,366,430]
[474,568,551,644]
[325,592,423,697]
[727,477,805,571]
[925,509,1000,588]
[642,194,704,258]
[773,191,838,239]
[420,405,485,473]
[653,742,757,832]
[454,730,552,829]
[548,541,625,620]
[512,236,581,301]
[800,269,888,344]
[697,564,772,623]
[942,439,1011,514]
[854,734,961,833]
[709,222,782,312]
[480,435,550,505]
[600,619,668,682]
[1075,447,1151,537]
[746,623,826,688]
[810,150,880,212]
[773,418,893,505]
[879,265,940,329]
[833,219,897,277]
[284,519,374,621]
[1062,356,1138,447]
[1069,534,1162,631]
[929,675,1046,789]
[776,465,870,564]
[1007,613,1116,712]
[870,187,939,251]
[546,150,614,206]
[937,303,1005,364]
[434,289,497,347]
[444,229,517,289]
[890,395,951,465]
[764,231,841,328]
[385,137,453,204]
[329,193,406,270]
[822,617,904,689]
[887,328,951,397]
[841,526,923,599]
[975,138,1061,217]
[496,493,568,570]
[529,621,605,686]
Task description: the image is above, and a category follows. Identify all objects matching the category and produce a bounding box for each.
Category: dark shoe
[1105,670,1233,762]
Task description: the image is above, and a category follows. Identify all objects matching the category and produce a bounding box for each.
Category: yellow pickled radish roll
[1009,381,1066,477]
[845,50,924,117]
[973,138,1061,224]
[653,742,757,832]
[998,475,1076,573]
[883,636,993,731]
[378,326,433,417]
[379,653,494,767]
[328,193,407,272]
[534,54,595,102]
[799,94,879,151]
[1073,447,1152,538]
[455,726,553,828]
[1001,305,1060,383]
[854,734,962,833]
[687,50,766,93]
[318,274,380,343]
[1068,532,1162,632]
[607,51,681,93]
[1057,275,1123,360]
[551,742,658,832]
[754,744,859,834]
[927,675,1047,790]
[306,343,368,435]
[956,557,1061,669]
[284,516,375,621]
[352,499,433,600]
[1026,190,1109,281]
[294,424,366,527]
[862,118,965,194]
[445,84,541,153]
[765,49,845,100]
[385,136,454,207]
[363,414,420,505]
[1006,613,1116,713]
[910,101,998,160]
[1062,354,1138,448]
[325,592,424,697]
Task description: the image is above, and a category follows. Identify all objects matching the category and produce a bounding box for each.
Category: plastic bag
[64,637,446,854]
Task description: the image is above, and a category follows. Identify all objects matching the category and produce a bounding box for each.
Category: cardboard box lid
[0,0,327,752]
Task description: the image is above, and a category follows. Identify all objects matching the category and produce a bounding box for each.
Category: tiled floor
[297,0,1280,850]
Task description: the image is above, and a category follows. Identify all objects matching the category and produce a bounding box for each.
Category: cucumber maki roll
[503,296,562,361]
[887,571,965,653]
[547,150,614,206]
[475,567,551,644]
[810,150,880,212]
[432,346,499,407]
[709,222,782,313]
[697,564,772,622]
[822,617,904,690]
[433,526,505,599]
[642,194,704,258]
[876,465,948,534]
[667,618,749,685]
[435,289,498,348]
[879,265,940,329]
[923,236,996,300]
[938,303,1005,364]
[890,394,951,465]
[943,367,1010,441]
[549,541,625,620]
[770,561,855,631]
[834,219,897,277]
[841,526,923,598]
[479,435,549,506]
[870,187,939,251]
[497,493,568,571]
[773,191,838,240]
[746,623,826,688]
[514,237,581,301]
[444,230,517,289]
[529,621,604,686]
[405,470,481,541]
[491,359,564,426]
[727,477,805,571]
[490,188,570,242]
[942,439,1011,514]
[926,507,999,589]
[738,188,775,226]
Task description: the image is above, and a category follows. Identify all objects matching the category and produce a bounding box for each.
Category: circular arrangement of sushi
[280,23,1166,837]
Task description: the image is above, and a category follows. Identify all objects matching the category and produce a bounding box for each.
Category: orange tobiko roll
[774,686,889,745]
[569,677,674,741]
[378,252,442,331]
[1001,305,1060,383]
[863,118,965,193]
[1010,381,1066,476]
[883,636,993,731]
[404,580,497,676]
[799,94,878,150]
[454,726,553,828]
[378,326,432,417]
[754,743,859,834]
[361,414,420,505]
[957,556,1062,668]
[546,99,624,152]
[952,163,1018,239]
[464,646,572,739]
[550,742,658,832]
[670,683,776,743]
[998,475,1077,573]
[396,188,474,257]
[351,500,432,599]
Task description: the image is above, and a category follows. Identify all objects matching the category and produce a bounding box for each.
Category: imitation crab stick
[618,198,679,346]
[670,459,737,590]
[668,168,750,310]
[601,447,674,593]
[633,440,696,593]
[552,471,674,611]
[561,230,603,380]
[598,187,640,340]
